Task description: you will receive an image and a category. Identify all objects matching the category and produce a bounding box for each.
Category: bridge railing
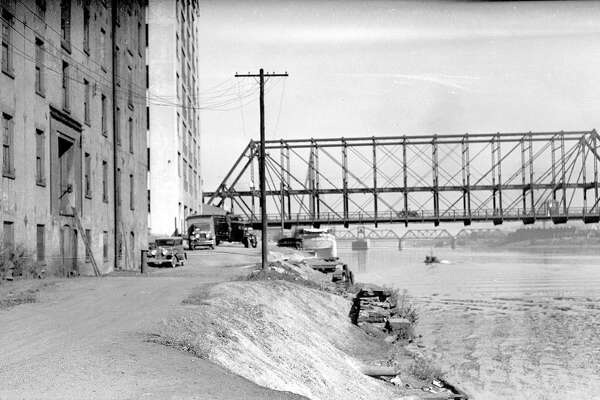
[241,207,600,224]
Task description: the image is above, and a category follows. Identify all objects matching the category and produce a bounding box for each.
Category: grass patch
[145,331,212,359]
[0,288,38,310]
[235,262,322,290]
[182,284,213,305]
[407,356,445,381]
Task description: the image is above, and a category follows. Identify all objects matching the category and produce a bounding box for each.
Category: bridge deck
[244,209,600,227]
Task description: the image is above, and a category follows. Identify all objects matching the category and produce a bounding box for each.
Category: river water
[339,243,600,400]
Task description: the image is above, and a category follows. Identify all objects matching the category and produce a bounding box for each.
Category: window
[102,231,108,261]
[2,10,14,76]
[130,232,135,260]
[117,234,122,260]
[84,80,90,124]
[83,4,90,53]
[100,28,106,70]
[60,0,71,50]
[128,117,133,153]
[62,61,70,111]
[36,225,45,263]
[84,152,91,198]
[137,22,143,54]
[176,73,180,100]
[115,107,120,145]
[129,174,134,210]
[102,160,108,202]
[177,152,181,177]
[147,190,150,213]
[115,46,120,86]
[3,221,14,251]
[127,66,133,109]
[116,168,121,206]
[145,65,149,89]
[189,165,193,194]
[175,33,179,60]
[146,106,149,129]
[183,159,188,191]
[36,0,46,21]
[84,229,91,262]
[35,38,44,95]
[182,124,187,155]
[35,129,45,185]
[146,147,150,171]
[2,113,14,178]
[101,94,107,136]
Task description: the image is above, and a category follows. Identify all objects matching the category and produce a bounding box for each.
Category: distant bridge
[204,130,600,227]
[332,226,506,249]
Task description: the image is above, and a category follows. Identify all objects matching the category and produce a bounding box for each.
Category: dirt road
[0,246,307,400]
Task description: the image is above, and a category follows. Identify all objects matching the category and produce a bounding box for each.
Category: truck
[186,213,257,249]
[185,215,216,249]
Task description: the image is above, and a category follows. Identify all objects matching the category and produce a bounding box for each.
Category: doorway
[60,224,78,276]
[58,136,75,215]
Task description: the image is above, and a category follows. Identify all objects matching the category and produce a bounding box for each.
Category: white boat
[295,228,338,258]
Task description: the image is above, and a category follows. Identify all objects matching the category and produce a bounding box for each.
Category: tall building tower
[147,0,201,237]
[0,0,148,276]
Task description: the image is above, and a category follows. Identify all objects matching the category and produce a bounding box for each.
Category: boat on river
[424,255,440,264]
[295,228,338,258]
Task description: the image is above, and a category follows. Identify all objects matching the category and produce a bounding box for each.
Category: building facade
[0,0,148,276]
[147,0,201,237]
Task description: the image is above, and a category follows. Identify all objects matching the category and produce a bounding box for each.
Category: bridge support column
[398,239,402,250]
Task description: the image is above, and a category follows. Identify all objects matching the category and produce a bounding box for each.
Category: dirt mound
[150,280,395,400]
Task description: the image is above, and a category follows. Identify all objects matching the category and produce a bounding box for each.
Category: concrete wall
[0,0,148,276]
[147,0,201,237]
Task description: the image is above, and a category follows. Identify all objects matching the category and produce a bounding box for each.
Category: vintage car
[147,237,186,267]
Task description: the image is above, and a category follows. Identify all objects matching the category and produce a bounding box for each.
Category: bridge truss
[204,130,600,227]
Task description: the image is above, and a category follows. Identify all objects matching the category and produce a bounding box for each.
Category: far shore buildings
[147,0,202,237]
[0,0,148,275]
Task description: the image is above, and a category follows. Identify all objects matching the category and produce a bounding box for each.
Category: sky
[197,0,600,190]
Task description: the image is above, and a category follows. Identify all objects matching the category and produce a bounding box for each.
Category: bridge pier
[398,239,402,250]
[352,238,370,250]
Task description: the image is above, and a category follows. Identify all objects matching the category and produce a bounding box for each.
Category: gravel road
[0,246,307,400]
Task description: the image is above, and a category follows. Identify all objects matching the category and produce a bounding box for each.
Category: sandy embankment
[149,277,400,400]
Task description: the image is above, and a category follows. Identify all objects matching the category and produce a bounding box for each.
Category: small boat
[424,255,440,264]
[295,228,338,258]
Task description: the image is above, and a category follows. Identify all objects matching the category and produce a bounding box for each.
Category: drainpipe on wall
[111,0,119,271]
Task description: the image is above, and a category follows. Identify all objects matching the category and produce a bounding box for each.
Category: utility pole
[235,69,288,269]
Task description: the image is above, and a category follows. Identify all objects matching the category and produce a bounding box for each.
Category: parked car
[147,237,187,267]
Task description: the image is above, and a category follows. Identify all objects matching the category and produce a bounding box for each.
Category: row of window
[2,220,118,265]
[2,113,136,201]
[176,112,200,167]
[177,151,201,198]
[1,3,143,121]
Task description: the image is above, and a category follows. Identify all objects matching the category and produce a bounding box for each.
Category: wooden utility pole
[235,69,288,269]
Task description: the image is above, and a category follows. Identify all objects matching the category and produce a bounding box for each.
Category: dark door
[60,225,78,276]
[58,137,75,215]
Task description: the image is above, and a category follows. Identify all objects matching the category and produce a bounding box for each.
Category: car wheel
[171,257,178,268]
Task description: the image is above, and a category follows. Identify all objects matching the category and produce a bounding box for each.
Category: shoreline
[147,249,467,400]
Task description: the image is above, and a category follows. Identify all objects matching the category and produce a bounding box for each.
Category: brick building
[0,0,148,275]
[147,0,201,237]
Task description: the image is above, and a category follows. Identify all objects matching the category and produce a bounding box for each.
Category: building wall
[0,0,147,276]
[147,0,201,237]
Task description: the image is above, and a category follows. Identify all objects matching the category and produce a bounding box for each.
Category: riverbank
[0,246,456,399]
[147,251,458,400]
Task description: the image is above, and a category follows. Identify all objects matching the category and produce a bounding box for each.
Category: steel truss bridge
[333,226,505,241]
[204,130,600,227]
